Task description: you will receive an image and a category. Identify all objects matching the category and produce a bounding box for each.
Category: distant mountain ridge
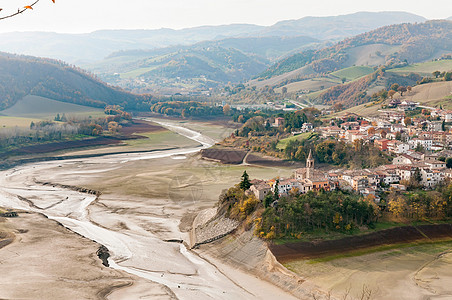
[0,11,426,63]
[107,35,323,61]
[262,11,426,40]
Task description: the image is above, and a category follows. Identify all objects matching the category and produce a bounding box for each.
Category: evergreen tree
[264,192,274,208]
[414,168,422,184]
[240,170,251,190]
[446,158,452,169]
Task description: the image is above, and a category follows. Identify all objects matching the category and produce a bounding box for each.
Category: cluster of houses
[335,149,450,197]
[250,105,452,202]
[318,107,452,152]
[250,149,451,203]
[250,150,335,201]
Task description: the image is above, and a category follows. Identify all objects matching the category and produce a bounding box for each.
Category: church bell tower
[306,149,314,179]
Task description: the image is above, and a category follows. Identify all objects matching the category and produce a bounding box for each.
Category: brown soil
[200,148,248,164]
[246,152,303,168]
[119,119,163,135]
[270,224,452,263]
[4,136,123,156]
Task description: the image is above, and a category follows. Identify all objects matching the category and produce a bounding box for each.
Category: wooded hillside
[0,53,152,111]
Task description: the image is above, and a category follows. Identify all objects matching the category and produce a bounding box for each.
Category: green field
[120,66,158,79]
[276,132,318,150]
[0,95,104,123]
[276,77,340,94]
[0,116,41,129]
[330,66,374,81]
[387,60,452,76]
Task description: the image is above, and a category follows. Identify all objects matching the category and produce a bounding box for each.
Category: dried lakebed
[0,119,296,300]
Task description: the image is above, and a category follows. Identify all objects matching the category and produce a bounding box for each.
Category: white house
[409,138,433,151]
[424,160,446,170]
[420,168,444,188]
[393,154,417,165]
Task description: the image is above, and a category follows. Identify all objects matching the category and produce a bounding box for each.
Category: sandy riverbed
[0,119,298,299]
[0,211,169,300]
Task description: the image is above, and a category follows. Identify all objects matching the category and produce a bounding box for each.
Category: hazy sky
[0,0,450,33]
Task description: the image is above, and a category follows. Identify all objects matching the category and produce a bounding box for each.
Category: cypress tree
[240,170,251,190]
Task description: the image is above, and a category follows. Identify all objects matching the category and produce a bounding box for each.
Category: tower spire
[306,149,314,179]
[307,149,313,161]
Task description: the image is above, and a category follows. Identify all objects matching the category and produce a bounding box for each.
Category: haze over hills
[254,20,452,86]
[93,45,270,93]
[260,11,426,40]
[0,14,450,112]
[0,11,426,64]
[89,36,323,92]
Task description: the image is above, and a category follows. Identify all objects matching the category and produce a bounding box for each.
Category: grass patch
[276,78,339,94]
[276,132,318,150]
[386,60,452,76]
[120,66,158,79]
[0,116,41,128]
[330,66,374,81]
[0,95,103,120]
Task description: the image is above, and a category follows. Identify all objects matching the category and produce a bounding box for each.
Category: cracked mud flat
[0,119,296,300]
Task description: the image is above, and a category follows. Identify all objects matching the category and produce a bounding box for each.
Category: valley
[0,7,452,300]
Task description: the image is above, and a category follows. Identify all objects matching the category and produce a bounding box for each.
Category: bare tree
[0,0,54,21]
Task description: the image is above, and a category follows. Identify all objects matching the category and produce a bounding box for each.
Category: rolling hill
[91,46,270,92]
[88,35,327,92]
[334,81,452,118]
[0,12,426,64]
[0,53,152,111]
[386,60,452,76]
[247,20,452,108]
[256,20,452,82]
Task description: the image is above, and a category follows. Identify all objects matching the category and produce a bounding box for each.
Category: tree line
[284,138,391,169]
[150,101,225,118]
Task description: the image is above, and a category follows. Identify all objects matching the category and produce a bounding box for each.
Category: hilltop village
[250,102,452,203]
